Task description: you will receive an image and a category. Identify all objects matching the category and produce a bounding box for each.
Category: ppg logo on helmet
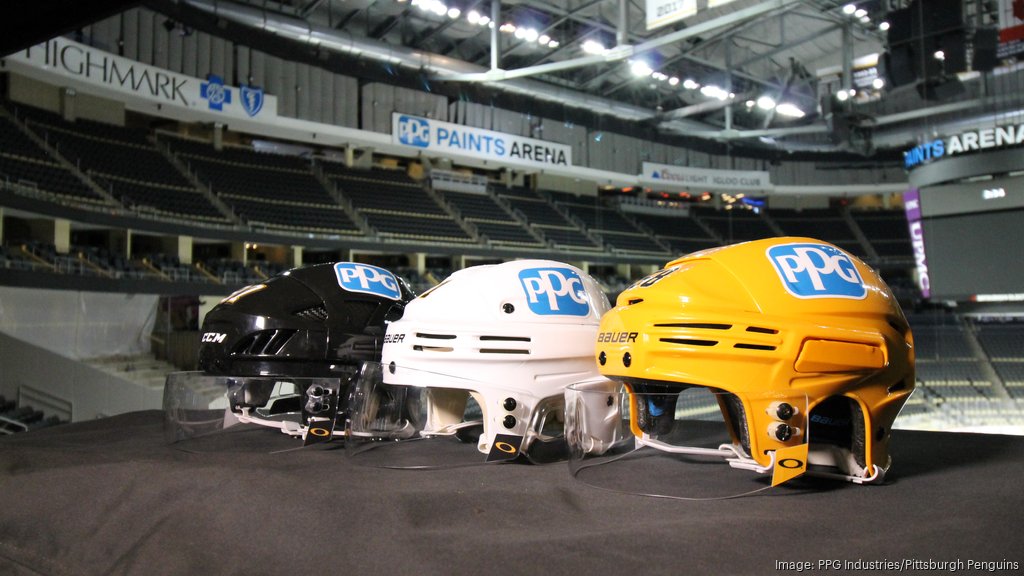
[767,243,866,299]
[397,116,430,148]
[334,263,402,300]
[518,268,590,316]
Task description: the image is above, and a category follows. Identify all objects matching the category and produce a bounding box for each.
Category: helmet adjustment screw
[503,415,517,429]
[770,423,794,442]
[503,397,517,411]
[388,361,396,374]
[769,402,795,421]
[623,352,632,367]
[598,351,607,365]
[502,303,515,314]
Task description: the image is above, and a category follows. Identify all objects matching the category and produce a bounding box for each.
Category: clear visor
[565,381,815,500]
[163,370,354,448]
[346,362,579,468]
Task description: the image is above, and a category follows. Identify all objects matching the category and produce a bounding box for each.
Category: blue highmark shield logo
[767,243,866,299]
[200,75,232,111]
[396,115,431,148]
[518,268,590,316]
[334,263,402,300]
[240,84,264,117]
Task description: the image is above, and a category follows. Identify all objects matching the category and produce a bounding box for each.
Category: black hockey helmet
[199,262,414,378]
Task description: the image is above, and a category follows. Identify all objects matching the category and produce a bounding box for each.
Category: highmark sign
[5,37,276,120]
[903,124,1024,170]
[391,113,572,169]
[641,162,771,191]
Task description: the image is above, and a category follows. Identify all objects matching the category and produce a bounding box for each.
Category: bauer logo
[334,263,402,300]
[767,243,866,299]
[397,115,431,148]
[518,268,589,316]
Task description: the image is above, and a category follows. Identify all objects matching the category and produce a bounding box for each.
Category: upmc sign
[903,189,931,299]
[391,113,572,169]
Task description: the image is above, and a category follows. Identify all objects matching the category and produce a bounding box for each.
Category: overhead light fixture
[756,95,776,110]
[700,84,729,100]
[842,4,856,15]
[582,40,607,55]
[668,76,679,86]
[447,7,461,19]
[775,103,805,118]
[934,50,945,61]
[836,90,849,101]
[682,78,700,90]
[500,22,516,33]
[538,34,550,45]
[630,60,654,77]
[467,10,480,24]
[547,39,559,48]
[523,28,539,42]
[879,21,890,31]
[854,8,867,18]
[872,78,885,89]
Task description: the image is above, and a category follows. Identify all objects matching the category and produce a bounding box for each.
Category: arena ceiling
[3,1,1020,160]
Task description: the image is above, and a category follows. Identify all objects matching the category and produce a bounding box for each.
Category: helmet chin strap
[234,407,306,436]
[638,434,885,484]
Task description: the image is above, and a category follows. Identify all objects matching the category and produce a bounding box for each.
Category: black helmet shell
[199,262,413,378]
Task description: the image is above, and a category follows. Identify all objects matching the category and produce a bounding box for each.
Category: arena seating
[0,116,106,204]
[0,395,66,434]
[850,208,913,261]
[692,205,775,242]
[18,111,227,223]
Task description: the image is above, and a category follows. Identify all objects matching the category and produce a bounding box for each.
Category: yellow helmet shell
[596,237,915,477]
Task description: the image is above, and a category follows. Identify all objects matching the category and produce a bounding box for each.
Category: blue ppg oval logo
[767,244,866,299]
[397,115,430,148]
[334,263,402,300]
[518,268,590,316]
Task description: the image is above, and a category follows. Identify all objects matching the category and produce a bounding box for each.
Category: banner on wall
[903,188,930,299]
[391,113,572,169]
[641,162,771,191]
[645,0,739,31]
[4,37,277,120]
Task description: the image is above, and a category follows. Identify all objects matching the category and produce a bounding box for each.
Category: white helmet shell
[378,259,610,459]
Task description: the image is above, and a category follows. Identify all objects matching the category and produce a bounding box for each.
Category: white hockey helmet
[347,259,611,465]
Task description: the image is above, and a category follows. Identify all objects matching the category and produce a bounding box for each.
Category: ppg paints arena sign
[903,124,1024,169]
[392,113,572,169]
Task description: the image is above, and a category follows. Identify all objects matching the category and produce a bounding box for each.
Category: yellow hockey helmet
[593,237,915,483]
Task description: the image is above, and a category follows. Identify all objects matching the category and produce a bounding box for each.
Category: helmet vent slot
[294,306,328,321]
[479,348,530,355]
[413,345,454,352]
[627,298,644,305]
[887,380,909,393]
[746,326,778,334]
[734,343,776,351]
[234,329,297,356]
[416,332,457,340]
[660,338,717,347]
[479,335,531,342]
[654,323,731,330]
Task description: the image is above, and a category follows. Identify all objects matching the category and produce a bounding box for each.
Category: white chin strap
[637,434,885,485]
[234,408,306,436]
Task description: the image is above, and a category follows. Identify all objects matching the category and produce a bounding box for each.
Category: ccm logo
[201,332,227,344]
[597,331,637,343]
